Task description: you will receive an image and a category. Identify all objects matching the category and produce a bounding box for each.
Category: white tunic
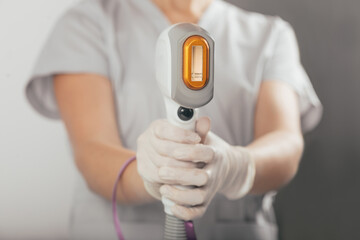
[26,0,322,239]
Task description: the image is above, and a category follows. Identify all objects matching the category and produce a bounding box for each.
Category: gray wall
[227,0,360,239]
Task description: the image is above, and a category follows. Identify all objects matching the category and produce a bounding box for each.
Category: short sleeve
[262,18,323,133]
[25,1,109,119]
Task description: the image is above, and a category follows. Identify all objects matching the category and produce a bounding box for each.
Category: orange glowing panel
[183,36,209,90]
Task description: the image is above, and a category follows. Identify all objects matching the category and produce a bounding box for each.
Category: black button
[177,107,194,121]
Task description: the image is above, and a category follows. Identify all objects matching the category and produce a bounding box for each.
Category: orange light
[183,36,209,90]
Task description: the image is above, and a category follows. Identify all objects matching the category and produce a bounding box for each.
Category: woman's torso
[70,0,280,239]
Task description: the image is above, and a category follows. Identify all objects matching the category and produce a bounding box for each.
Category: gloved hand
[158,118,256,221]
[136,119,214,200]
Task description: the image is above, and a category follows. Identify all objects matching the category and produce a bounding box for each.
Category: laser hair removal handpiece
[156,23,214,240]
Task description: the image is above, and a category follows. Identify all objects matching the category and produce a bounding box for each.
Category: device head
[155,23,214,109]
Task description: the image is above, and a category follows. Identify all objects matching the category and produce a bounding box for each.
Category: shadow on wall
[226,0,360,240]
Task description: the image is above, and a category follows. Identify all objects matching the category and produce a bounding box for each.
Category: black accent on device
[177,107,194,121]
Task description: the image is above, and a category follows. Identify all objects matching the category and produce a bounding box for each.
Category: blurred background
[230,1,360,240]
[0,0,359,239]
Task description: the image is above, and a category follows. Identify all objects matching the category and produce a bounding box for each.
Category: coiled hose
[164,214,187,240]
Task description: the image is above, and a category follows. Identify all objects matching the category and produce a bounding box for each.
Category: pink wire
[112,155,196,240]
[112,156,136,240]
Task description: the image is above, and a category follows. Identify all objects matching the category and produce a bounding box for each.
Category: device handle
[162,98,198,215]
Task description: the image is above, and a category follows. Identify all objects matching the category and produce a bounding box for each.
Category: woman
[26,0,322,239]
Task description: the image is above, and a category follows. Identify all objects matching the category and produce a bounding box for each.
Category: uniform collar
[130,0,221,32]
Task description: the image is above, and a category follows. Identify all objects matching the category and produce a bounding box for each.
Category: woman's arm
[54,73,154,204]
[248,80,304,194]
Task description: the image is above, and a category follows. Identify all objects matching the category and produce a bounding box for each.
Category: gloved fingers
[154,155,197,168]
[160,185,206,206]
[152,119,201,144]
[152,137,214,163]
[137,158,195,185]
[196,117,211,144]
[171,144,214,163]
[138,136,196,168]
[158,166,208,186]
[171,204,206,221]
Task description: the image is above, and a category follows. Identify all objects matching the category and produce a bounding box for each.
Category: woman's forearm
[74,140,155,205]
[246,130,304,194]
[53,74,155,205]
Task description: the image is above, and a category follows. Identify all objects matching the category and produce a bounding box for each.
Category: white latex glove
[136,119,214,200]
[159,118,256,221]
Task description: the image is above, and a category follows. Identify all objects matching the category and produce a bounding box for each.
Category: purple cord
[112,156,136,240]
[112,156,196,240]
[185,221,197,240]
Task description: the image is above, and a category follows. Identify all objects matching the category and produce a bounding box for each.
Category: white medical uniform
[26,0,322,239]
